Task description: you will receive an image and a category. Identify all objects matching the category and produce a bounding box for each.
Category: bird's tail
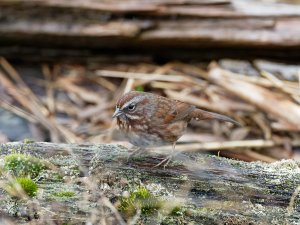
[191,108,241,126]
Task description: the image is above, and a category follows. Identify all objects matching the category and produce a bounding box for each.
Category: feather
[191,108,241,126]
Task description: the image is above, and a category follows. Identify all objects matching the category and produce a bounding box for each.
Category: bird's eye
[128,104,135,111]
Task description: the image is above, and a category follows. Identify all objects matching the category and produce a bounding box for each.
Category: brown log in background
[1,0,300,61]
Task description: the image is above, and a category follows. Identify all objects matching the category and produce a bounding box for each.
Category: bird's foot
[153,155,172,169]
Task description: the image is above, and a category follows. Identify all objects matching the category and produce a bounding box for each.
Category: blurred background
[0,0,300,162]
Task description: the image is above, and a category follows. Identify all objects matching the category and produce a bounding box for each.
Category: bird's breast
[117,117,188,147]
[117,118,167,147]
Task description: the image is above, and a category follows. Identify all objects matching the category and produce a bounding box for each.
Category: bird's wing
[164,100,195,123]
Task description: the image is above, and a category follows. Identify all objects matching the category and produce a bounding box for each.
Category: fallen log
[1,0,300,61]
[0,142,300,224]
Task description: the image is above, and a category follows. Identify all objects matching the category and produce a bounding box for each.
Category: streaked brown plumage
[113,91,240,148]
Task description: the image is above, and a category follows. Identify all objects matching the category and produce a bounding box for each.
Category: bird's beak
[112,108,123,118]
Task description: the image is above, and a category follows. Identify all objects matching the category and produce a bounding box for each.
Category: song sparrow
[113,91,240,150]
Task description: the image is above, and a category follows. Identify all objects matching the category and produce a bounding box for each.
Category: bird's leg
[164,142,176,168]
[153,142,176,168]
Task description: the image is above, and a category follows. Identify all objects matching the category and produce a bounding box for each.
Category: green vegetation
[53,191,75,198]
[170,206,184,216]
[119,186,162,217]
[5,177,38,198]
[135,86,144,92]
[23,139,34,144]
[4,153,45,178]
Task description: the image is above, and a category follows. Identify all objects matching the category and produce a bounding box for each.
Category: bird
[113,91,240,166]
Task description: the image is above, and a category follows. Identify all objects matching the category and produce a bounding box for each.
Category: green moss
[51,174,64,182]
[135,86,144,92]
[134,186,151,199]
[6,177,38,198]
[119,187,162,217]
[23,139,34,144]
[4,153,45,178]
[16,177,38,197]
[170,206,184,216]
[53,191,75,198]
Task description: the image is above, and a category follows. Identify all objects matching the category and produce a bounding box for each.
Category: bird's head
[113,91,152,122]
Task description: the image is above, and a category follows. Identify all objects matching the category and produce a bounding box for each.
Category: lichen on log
[0,142,300,224]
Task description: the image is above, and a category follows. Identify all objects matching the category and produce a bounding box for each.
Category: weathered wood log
[1,142,300,224]
[1,0,300,61]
